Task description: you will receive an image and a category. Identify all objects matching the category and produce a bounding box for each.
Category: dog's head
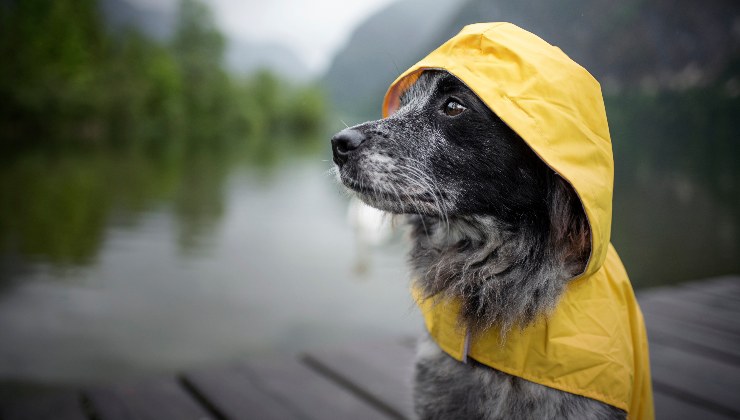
[332,71,550,224]
[331,70,592,332]
[331,70,589,260]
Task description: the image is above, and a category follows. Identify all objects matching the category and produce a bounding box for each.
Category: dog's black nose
[331,128,366,166]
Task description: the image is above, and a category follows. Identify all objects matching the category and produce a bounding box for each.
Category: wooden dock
[1,275,739,420]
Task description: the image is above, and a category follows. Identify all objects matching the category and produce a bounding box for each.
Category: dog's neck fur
[407,177,590,337]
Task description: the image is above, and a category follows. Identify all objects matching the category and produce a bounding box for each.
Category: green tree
[0,0,105,149]
[171,0,234,146]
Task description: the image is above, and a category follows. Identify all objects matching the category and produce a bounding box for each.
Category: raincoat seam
[470,355,629,413]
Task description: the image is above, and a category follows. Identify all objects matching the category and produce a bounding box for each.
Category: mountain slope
[100,0,307,80]
[225,38,307,81]
[324,0,740,121]
[422,0,740,92]
[321,0,459,120]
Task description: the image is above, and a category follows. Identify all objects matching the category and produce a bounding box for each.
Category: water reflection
[0,131,327,278]
[0,151,227,272]
[0,153,419,384]
[607,87,740,287]
[613,174,739,287]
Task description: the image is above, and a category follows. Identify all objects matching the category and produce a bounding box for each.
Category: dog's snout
[331,128,366,166]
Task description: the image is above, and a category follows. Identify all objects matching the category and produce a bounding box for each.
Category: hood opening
[381,22,614,278]
[383,68,595,280]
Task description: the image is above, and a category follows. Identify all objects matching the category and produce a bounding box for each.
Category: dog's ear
[549,176,591,278]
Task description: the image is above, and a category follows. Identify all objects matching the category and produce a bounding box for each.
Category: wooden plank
[639,276,740,310]
[643,310,740,365]
[84,377,213,420]
[654,390,736,420]
[650,341,740,417]
[0,391,88,420]
[182,366,300,420]
[682,276,740,301]
[651,283,740,317]
[303,339,416,420]
[639,294,740,337]
[243,358,391,420]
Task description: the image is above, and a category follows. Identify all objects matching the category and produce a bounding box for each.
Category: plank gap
[177,375,229,420]
[301,354,408,420]
[182,366,305,420]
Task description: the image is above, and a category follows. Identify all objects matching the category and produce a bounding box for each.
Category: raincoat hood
[383,23,654,418]
[383,22,613,277]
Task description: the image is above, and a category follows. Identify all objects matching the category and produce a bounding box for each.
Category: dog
[329,19,654,420]
[330,69,628,419]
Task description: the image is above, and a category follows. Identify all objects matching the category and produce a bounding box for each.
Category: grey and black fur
[331,71,625,419]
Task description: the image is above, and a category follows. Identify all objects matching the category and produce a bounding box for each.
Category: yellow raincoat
[382,23,654,419]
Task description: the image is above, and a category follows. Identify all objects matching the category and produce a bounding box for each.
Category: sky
[129,0,398,75]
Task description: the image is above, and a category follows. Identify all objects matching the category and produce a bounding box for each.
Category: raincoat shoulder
[413,245,654,418]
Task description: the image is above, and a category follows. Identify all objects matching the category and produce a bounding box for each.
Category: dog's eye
[444,99,466,117]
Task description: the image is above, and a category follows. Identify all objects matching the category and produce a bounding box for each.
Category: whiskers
[395,159,451,235]
[330,158,448,215]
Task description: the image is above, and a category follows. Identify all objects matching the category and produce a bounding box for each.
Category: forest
[0,0,328,266]
[0,0,326,157]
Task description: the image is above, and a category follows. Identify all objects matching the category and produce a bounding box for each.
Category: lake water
[0,148,738,387]
[0,156,420,386]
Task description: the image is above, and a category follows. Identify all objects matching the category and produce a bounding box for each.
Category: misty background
[0,0,738,393]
